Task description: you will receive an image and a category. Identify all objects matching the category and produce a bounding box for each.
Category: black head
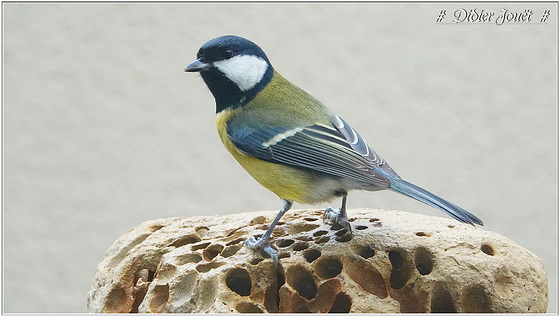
[185,35,274,112]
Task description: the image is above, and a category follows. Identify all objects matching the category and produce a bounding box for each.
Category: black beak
[185,59,210,72]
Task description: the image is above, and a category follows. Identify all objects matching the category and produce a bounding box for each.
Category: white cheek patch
[213,55,269,92]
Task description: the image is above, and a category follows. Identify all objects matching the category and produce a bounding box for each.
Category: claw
[243,200,292,269]
[323,207,353,235]
[244,235,259,246]
[244,236,278,269]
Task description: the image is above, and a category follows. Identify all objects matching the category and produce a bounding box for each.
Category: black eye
[222,48,234,59]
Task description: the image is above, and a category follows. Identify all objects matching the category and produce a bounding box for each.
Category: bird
[185,35,483,266]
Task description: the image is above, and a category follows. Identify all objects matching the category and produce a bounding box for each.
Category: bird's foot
[323,207,353,235]
[244,236,278,269]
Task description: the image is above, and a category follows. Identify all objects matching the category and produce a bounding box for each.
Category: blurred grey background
[2,2,557,313]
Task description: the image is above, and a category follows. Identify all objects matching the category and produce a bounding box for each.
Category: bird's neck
[205,67,274,114]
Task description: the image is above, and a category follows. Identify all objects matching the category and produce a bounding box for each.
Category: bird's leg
[244,199,293,268]
[323,195,352,234]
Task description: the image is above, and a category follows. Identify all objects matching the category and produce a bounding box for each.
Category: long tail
[388,177,483,226]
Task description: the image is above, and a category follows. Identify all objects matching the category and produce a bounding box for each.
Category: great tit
[185,35,483,266]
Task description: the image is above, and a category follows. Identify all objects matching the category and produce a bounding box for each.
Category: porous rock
[87,208,548,313]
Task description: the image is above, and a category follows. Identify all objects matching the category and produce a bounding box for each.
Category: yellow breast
[216,109,320,203]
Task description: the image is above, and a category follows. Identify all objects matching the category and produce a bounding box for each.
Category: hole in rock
[304,249,321,263]
[260,248,272,259]
[276,239,294,248]
[286,265,317,300]
[130,283,148,313]
[221,245,241,258]
[264,269,285,313]
[293,242,309,251]
[307,279,342,313]
[313,230,328,237]
[430,284,457,313]
[133,268,149,285]
[316,236,330,244]
[447,224,455,228]
[389,250,404,269]
[343,258,388,298]
[335,229,348,236]
[481,243,495,256]
[296,235,313,241]
[389,249,409,289]
[150,224,164,232]
[329,223,343,231]
[314,258,343,279]
[195,226,210,237]
[304,217,318,222]
[354,245,375,259]
[462,284,491,312]
[390,269,408,290]
[172,235,201,248]
[149,284,169,313]
[293,302,311,313]
[250,258,264,265]
[147,270,155,282]
[226,237,245,246]
[263,285,280,313]
[415,231,432,237]
[278,252,291,259]
[277,269,285,287]
[226,268,252,296]
[236,302,263,313]
[329,292,352,313]
[287,223,320,235]
[176,253,203,265]
[203,244,224,261]
[196,262,225,273]
[226,227,240,237]
[335,234,352,243]
[369,218,380,222]
[349,217,357,222]
[105,287,128,313]
[355,225,368,230]
[414,247,433,275]
[191,242,211,251]
[249,216,266,225]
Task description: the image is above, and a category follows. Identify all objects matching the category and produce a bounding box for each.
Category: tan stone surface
[87,209,548,313]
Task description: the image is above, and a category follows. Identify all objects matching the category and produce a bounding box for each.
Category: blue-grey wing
[228,115,398,187]
[329,116,399,178]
